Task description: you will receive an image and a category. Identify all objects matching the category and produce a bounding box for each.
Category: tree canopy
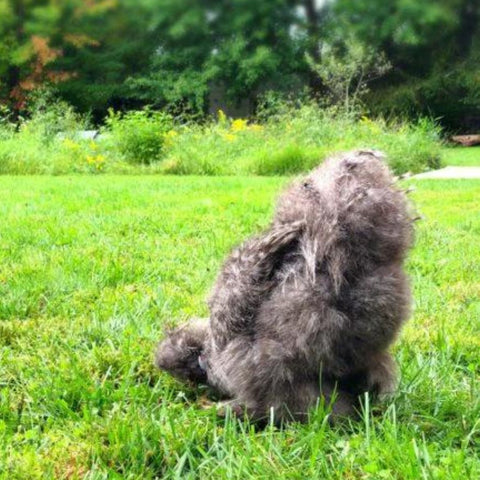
[0,0,478,129]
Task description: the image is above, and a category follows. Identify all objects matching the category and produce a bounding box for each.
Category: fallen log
[451,134,480,146]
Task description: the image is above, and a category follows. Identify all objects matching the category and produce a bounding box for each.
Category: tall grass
[161,107,442,175]
[0,101,443,175]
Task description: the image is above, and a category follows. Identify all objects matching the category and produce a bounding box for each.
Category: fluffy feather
[155,150,414,422]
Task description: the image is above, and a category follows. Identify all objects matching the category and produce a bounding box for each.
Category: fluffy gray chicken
[155,150,414,422]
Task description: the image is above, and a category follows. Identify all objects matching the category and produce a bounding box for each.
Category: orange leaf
[31,35,61,65]
[64,33,100,48]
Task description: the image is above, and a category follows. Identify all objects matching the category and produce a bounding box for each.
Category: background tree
[56,0,159,118]
[0,0,478,129]
[331,0,480,129]
[0,0,101,111]
[126,0,308,115]
[307,35,391,114]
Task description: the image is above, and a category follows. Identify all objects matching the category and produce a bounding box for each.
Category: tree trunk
[303,0,325,95]
[7,0,26,114]
[456,0,479,57]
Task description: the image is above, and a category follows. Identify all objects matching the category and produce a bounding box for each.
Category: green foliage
[331,0,480,130]
[104,108,173,164]
[1,1,478,129]
[0,176,479,477]
[0,0,106,109]
[251,144,314,176]
[367,54,480,131]
[307,36,391,114]
[0,94,96,174]
[0,102,442,175]
[24,90,89,141]
[159,104,442,176]
[0,105,15,140]
[124,0,305,114]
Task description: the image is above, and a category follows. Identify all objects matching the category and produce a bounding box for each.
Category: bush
[26,91,90,142]
[0,96,95,175]
[366,63,480,133]
[104,109,173,164]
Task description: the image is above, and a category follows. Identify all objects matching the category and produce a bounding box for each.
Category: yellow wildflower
[164,130,179,147]
[231,118,248,132]
[86,154,105,170]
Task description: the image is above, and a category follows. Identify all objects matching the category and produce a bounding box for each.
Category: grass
[0,104,442,176]
[0,175,479,479]
[157,111,442,176]
[442,146,480,166]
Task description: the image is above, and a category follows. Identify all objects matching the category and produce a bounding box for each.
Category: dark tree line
[0,0,479,129]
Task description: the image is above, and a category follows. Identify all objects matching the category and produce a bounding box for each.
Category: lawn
[0,176,479,479]
[442,146,480,166]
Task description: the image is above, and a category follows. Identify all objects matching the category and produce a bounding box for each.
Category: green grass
[0,176,479,479]
[442,146,480,166]
[0,104,442,176]
[157,112,442,176]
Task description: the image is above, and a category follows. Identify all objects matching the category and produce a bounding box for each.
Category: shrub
[26,92,90,142]
[0,96,94,175]
[104,108,173,164]
[366,60,480,133]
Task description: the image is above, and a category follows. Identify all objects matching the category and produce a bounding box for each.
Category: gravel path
[414,166,480,179]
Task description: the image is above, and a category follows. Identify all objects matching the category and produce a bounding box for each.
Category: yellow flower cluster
[62,137,107,171]
[217,110,264,143]
[231,118,248,132]
[164,129,178,147]
[86,154,106,171]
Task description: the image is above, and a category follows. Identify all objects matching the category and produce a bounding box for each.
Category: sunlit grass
[0,176,479,479]
[0,106,442,176]
[442,146,480,166]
